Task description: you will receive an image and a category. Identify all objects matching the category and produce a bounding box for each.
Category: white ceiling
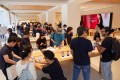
[80,2,120,11]
[1,0,69,6]
[1,0,70,16]
[1,0,120,17]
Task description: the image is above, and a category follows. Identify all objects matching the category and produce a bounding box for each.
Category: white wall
[14,15,18,25]
[61,4,68,26]
[10,13,15,25]
[47,7,61,29]
[40,13,47,24]
[61,1,81,35]
[56,12,61,24]
[0,7,10,27]
[47,9,56,28]
[17,16,40,23]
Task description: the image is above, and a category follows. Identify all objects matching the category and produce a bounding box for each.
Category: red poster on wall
[81,14,99,29]
[81,13,113,29]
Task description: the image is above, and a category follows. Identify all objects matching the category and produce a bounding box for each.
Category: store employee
[0,37,21,79]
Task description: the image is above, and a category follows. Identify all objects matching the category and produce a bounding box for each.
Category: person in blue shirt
[50,28,65,47]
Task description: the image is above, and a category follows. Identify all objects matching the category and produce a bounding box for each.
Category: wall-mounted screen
[80,13,113,29]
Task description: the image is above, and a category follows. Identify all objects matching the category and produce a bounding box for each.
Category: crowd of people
[0,21,116,80]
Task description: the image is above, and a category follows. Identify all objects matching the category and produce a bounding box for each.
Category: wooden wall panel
[6,5,53,10]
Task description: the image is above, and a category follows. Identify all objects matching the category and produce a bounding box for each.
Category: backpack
[111,38,120,61]
[17,63,34,80]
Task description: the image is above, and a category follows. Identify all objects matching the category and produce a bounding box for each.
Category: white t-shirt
[16,60,37,80]
[62,28,67,34]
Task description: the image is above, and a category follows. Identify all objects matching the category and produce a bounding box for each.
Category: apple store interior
[0,0,120,80]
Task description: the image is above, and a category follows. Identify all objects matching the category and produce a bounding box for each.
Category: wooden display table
[89,29,96,36]
[31,46,99,61]
[112,31,120,38]
[31,46,101,74]
[31,46,72,62]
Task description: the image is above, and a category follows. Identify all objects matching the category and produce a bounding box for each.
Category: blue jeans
[101,61,112,80]
[73,64,90,80]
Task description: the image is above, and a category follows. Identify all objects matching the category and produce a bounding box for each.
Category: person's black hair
[16,37,21,42]
[43,50,54,60]
[63,24,67,28]
[39,34,45,38]
[7,36,17,43]
[44,22,48,26]
[7,28,12,33]
[41,34,45,37]
[80,16,83,26]
[98,14,104,30]
[48,24,52,27]
[21,46,32,60]
[118,28,120,31]
[77,26,87,36]
[102,27,114,36]
[67,27,73,33]
[23,31,29,35]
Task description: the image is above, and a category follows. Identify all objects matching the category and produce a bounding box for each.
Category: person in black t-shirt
[94,25,101,41]
[36,26,42,36]
[17,23,21,34]
[36,34,47,50]
[35,50,66,80]
[96,27,113,80]
[12,37,23,62]
[7,28,17,38]
[0,37,21,80]
[65,27,73,45]
[21,32,31,47]
[70,26,93,80]
[46,24,55,35]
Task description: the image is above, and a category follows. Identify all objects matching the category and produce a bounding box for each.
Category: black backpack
[110,38,120,61]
